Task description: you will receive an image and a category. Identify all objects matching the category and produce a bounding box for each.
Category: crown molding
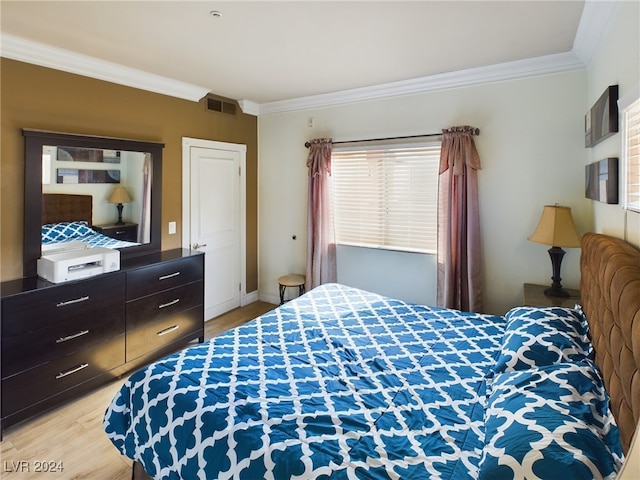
[572,0,620,67]
[3,0,613,116]
[237,99,260,116]
[0,32,209,102]
[257,51,586,115]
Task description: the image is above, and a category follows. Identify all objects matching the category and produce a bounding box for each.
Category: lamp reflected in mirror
[528,204,581,298]
[108,186,132,225]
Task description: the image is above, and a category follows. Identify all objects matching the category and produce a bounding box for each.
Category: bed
[41,193,139,251]
[103,232,639,479]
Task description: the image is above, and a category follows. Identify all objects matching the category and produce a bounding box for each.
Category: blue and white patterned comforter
[104,284,505,479]
[42,220,138,250]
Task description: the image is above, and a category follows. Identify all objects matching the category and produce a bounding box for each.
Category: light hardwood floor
[0,301,275,480]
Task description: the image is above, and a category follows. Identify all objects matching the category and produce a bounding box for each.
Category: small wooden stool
[278,274,306,305]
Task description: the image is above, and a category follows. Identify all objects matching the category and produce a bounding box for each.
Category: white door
[182,138,246,320]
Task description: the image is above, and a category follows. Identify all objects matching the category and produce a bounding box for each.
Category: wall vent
[206,95,237,116]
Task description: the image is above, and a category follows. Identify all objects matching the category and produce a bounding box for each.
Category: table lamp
[108,186,132,225]
[528,205,581,297]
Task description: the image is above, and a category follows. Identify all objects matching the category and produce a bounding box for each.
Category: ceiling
[0,1,606,113]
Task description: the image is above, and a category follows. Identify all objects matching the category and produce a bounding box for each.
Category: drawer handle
[56,363,89,379]
[157,325,180,336]
[56,295,89,307]
[159,272,180,281]
[56,330,90,344]
[158,298,180,309]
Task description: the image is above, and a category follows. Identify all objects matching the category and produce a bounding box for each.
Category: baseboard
[244,290,259,305]
[259,291,281,305]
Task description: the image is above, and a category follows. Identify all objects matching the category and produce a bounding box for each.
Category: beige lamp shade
[528,205,581,247]
[108,186,132,204]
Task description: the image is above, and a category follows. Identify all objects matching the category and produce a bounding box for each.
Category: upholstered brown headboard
[42,193,92,225]
[580,232,640,454]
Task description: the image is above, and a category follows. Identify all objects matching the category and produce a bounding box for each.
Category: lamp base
[115,203,125,225]
[545,246,569,298]
[543,286,571,298]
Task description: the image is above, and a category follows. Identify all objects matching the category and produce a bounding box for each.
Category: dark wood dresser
[0,248,204,436]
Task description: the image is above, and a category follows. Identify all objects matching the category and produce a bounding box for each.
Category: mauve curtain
[437,126,483,312]
[137,153,152,243]
[306,138,337,290]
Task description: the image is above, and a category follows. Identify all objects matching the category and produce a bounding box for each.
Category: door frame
[181,137,247,310]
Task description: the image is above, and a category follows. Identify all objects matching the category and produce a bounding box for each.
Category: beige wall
[0,58,259,292]
[586,0,640,246]
[258,69,589,315]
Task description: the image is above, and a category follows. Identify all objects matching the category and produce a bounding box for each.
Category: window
[623,97,640,212]
[331,143,441,254]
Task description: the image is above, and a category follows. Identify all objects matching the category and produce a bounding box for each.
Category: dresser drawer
[126,307,203,361]
[127,256,203,300]
[2,310,124,377]
[2,274,124,336]
[93,223,138,242]
[126,281,203,331]
[1,335,124,417]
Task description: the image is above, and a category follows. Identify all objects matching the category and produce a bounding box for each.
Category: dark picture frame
[585,85,618,148]
[56,168,121,184]
[56,146,121,164]
[585,157,618,204]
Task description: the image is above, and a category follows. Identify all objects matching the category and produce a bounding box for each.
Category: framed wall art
[585,157,618,204]
[56,168,121,184]
[585,85,618,148]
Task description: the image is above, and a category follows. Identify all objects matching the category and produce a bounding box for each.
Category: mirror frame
[23,129,164,278]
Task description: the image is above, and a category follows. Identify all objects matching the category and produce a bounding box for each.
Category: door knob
[192,243,207,250]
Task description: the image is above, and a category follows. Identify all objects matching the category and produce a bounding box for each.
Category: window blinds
[624,98,640,212]
[331,143,440,254]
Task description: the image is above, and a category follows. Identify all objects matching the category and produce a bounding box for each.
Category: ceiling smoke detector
[209,10,222,19]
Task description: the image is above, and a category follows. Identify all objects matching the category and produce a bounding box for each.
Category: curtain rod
[304,128,480,148]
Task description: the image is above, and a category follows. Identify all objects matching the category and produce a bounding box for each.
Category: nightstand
[93,222,138,242]
[523,283,581,308]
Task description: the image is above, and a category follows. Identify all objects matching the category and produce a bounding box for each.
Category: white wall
[258,70,588,315]
[587,0,640,247]
[336,246,437,305]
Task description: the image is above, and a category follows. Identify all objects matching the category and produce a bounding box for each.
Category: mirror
[23,129,163,278]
